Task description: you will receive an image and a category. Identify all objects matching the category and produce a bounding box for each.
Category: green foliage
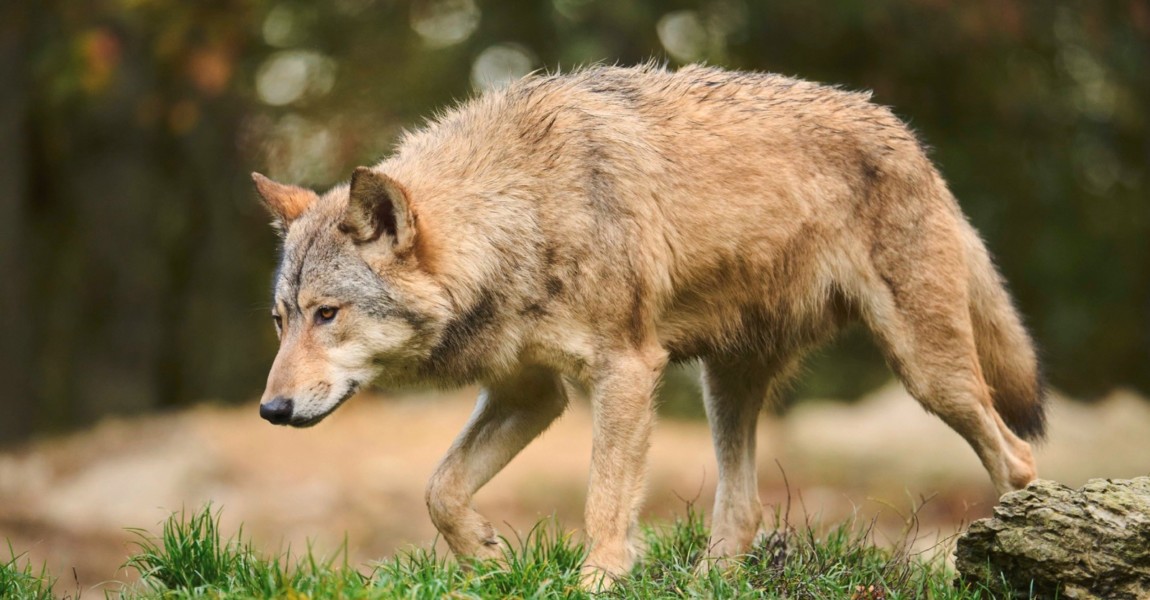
[123,505,368,599]
[369,521,588,599]
[609,506,1014,599]
[0,544,54,600]
[6,504,1025,598]
[126,505,263,594]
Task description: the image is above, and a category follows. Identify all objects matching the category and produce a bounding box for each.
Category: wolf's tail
[965,230,1047,441]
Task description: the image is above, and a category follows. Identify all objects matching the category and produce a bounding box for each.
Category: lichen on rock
[955,477,1150,599]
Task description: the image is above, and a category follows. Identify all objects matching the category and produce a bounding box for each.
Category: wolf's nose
[260,397,294,425]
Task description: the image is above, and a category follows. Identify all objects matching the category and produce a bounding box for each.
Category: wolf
[252,64,1044,584]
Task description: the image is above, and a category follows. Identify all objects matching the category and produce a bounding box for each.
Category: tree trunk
[955,478,1150,600]
[0,3,33,445]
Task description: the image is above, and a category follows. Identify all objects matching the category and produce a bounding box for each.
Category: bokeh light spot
[266,114,338,185]
[657,10,708,63]
[471,43,536,91]
[262,4,298,48]
[553,0,594,21]
[411,0,481,48]
[256,51,337,106]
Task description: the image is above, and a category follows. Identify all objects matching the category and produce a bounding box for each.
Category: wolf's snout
[260,397,294,425]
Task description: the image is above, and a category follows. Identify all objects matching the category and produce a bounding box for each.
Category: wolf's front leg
[582,345,668,588]
[700,355,791,568]
[426,367,567,560]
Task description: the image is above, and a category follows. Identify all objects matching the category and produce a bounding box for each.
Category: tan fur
[252,173,319,229]
[253,64,1045,586]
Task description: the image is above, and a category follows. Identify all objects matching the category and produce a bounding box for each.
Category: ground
[1,383,1148,594]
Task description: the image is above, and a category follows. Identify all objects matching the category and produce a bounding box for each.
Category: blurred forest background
[0,0,1147,444]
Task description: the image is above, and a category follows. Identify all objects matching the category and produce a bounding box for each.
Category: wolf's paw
[696,554,736,578]
[696,531,756,578]
[457,543,505,572]
[580,547,634,591]
[579,563,621,592]
[450,524,507,572]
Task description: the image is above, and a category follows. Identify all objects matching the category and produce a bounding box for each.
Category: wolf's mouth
[289,380,361,428]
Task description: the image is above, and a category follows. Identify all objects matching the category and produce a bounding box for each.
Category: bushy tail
[966,233,1047,441]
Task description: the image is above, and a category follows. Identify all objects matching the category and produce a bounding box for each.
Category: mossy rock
[955,477,1150,599]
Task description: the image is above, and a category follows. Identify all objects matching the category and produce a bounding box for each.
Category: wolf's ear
[340,167,416,252]
[251,172,318,233]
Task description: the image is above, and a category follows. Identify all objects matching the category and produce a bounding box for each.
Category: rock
[954,478,1150,599]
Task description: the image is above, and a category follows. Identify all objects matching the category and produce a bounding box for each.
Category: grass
[2,504,1023,599]
[1,543,55,600]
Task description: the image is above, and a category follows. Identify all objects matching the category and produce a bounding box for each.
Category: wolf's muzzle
[259,396,294,425]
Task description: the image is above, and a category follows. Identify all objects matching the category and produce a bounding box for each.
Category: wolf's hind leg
[701,354,797,563]
[862,238,1036,496]
[425,366,568,560]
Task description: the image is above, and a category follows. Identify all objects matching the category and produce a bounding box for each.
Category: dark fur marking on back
[530,112,559,144]
[586,163,626,221]
[519,303,548,318]
[862,159,880,184]
[546,276,564,297]
[588,79,642,105]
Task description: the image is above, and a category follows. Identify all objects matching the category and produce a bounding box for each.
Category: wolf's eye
[315,306,338,324]
[272,314,283,330]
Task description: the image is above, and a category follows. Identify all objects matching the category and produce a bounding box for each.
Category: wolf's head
[252,167,449,427]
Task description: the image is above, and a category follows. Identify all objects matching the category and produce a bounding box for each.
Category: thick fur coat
[253,64,1045,584]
